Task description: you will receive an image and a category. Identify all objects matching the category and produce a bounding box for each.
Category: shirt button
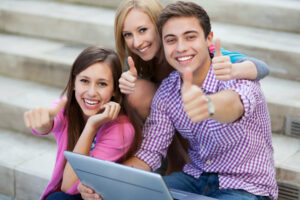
[201,145,205,150]
[206,160,211,165]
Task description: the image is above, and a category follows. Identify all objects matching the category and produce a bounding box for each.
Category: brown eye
[80,79,88,83]
[98,82,108,87]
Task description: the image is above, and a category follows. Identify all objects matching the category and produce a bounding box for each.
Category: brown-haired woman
[24,46,141,200]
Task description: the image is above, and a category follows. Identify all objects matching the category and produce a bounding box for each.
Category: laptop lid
[64,151,215,200]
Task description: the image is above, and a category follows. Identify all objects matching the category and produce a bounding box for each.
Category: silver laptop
[64,151,216,200]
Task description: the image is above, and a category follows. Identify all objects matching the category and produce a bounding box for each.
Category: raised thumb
[128,56,137,77]
[215,38,222,57]
[49,97,67,118]
[182,67,193,92]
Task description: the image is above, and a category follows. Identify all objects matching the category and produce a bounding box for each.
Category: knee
[46,192,65,200]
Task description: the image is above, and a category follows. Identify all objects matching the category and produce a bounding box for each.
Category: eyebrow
[163,30,198,40]
[123,25,146,33]
[78,75,108,82]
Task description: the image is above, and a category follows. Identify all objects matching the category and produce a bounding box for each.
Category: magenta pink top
[33,105,135,200]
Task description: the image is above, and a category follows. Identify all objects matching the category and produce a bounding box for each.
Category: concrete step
[1,1,299,81]
[0,75,60,140]
[0,64,299,137]
[0,127,299,200]
[0,32,87,88]
[60,0,122,9]
[58,0,300,34]
[212,22,300,82]
[261,76,300,134]
[0,128,56,200]
[0,0,115,47]
[273,134,300,186]
[191,0,300,34]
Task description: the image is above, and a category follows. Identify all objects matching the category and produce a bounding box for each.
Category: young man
[78,1,277,200]
[127,1,277,200]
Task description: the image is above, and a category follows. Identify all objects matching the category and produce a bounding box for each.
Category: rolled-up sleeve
[222,79,262,121]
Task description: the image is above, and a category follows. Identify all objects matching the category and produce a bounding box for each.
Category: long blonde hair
[114,0,163,80]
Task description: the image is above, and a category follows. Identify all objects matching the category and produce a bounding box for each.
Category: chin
[140,52,155,61]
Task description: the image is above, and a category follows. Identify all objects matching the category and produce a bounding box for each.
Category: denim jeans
[163,172,270,200]
[46,192,83,200]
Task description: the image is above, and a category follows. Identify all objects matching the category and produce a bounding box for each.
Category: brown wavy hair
[62,46,142,161]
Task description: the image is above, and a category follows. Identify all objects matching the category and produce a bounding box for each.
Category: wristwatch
[206,96,215,117]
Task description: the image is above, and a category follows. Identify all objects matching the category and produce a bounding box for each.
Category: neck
[192,57,211,87]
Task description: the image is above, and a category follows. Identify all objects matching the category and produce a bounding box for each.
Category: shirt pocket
[210,123,244,154]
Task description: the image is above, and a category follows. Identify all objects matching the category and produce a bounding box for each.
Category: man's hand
[212,38,234,81]
[78,182,102,200]
[181,68,210,122]
[119,56,138,94]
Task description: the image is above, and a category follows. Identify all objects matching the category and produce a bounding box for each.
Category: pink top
[33,106,135,200]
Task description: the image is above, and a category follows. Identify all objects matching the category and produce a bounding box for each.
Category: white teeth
[84,99,99,106]
[139,46,149,52]
[177,56,193,61]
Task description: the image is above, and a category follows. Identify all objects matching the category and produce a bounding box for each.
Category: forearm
[233,57,270,80]
[61,125,97,192]
[232,61,257,80]
[210,90,244,123]
[123,156,151,171]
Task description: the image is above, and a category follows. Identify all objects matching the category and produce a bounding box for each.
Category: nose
[176,38,187,53]
[87,84,97,96]
[133,35,143,48]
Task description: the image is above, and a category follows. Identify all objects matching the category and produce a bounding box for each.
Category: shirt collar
[201,65,219,94]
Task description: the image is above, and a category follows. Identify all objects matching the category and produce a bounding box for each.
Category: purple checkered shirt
[136,66,278,199]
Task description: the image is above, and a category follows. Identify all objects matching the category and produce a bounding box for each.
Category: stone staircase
[0,0,299,199]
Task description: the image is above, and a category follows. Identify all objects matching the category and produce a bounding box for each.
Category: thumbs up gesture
[212,38,234,81]
[119,56,138,94]
[181,68,210,122]
[24,97,67,133]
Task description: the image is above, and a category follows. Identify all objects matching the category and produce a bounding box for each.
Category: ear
[206,31,214,47]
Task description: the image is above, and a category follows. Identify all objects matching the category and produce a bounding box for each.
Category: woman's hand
[212,38,234,81]
[23,97,67,134]
[86,101,121,131]
[119,56,137,94]
[78,182,102,200]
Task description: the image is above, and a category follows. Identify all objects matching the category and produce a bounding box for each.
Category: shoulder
[51,99,67,133]
[222,78,260,91]
[153,71,180,103]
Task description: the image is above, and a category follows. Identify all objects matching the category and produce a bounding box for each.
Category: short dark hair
[157,1,211,38]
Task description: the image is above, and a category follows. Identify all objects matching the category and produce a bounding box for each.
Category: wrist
[231,63,239,79]
[85,120,100,135]
[206,96,215,117]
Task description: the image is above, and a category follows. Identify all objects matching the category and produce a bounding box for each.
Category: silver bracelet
[206,96,215,117]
